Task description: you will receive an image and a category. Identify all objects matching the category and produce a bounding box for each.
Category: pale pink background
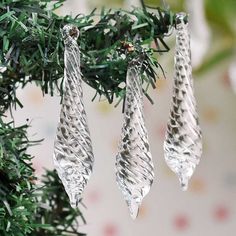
[5,1,236,236]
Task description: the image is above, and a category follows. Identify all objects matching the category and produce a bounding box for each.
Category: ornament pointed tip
[181,182,188,191]
[179,176,189,191]
[128,199,140,220]
[69,193,81,208]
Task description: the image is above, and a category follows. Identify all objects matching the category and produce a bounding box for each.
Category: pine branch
[35,170,86,236]
[0,0,182,112]
[0,115,86,235]
[0,117,38,235]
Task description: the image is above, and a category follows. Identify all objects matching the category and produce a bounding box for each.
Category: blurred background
[5,0,236,235]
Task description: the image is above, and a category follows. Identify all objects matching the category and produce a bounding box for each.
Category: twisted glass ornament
[53,25,94,208]
[116,60,154,219]
[164,13,202,191]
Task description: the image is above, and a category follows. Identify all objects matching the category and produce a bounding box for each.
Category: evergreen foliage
[0,0,181,234]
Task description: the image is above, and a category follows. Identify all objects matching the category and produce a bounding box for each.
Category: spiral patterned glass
[116,61,154,219]
[164,13,202,191]
[53,25,94,208]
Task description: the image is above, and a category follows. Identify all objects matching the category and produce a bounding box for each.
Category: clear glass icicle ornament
[53,25,94,207]
[116,59,154,219]
[164,13,202,191]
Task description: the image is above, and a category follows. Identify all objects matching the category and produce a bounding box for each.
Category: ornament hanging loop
[175,12,188,28]
[61,25,80,46]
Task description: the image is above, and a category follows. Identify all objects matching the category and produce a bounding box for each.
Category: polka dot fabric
[6,1,236,235]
